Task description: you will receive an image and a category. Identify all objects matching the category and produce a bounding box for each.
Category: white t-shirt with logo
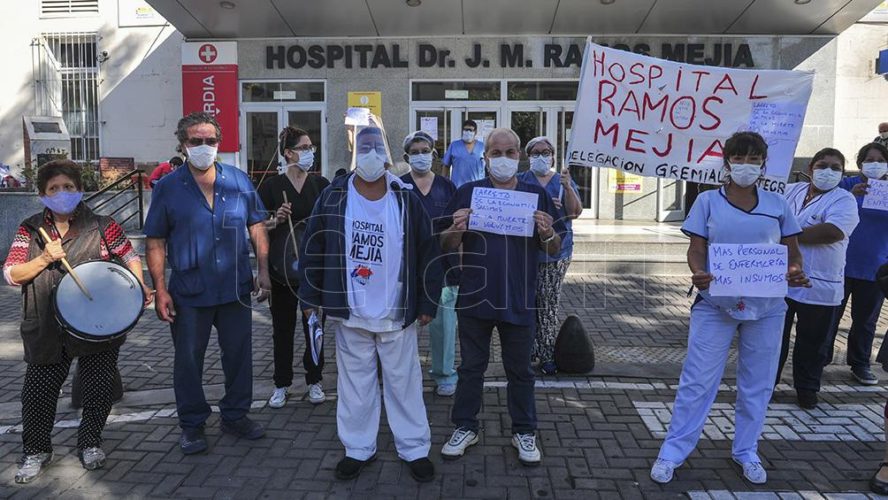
[343,177,404,333]
[784,182,859,306]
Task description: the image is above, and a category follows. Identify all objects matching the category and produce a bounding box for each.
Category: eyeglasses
[185,137,220,147]
[528,152,554,159]
[291,145,317,153]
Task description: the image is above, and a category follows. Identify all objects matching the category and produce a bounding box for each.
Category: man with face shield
[399,131,460,397]
[439,128,566,466]
[297,116,443,482]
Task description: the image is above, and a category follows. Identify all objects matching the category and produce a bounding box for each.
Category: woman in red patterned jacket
[2,160,152,484]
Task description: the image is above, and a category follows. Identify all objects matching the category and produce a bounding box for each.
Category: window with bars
[32,33,101,162]
[40,0,99,17]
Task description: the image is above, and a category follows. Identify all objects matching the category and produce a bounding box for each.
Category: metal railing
[85,169,145,230]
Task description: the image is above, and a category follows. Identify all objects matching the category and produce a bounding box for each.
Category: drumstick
[38,227,93,301]
[281,192,299,259]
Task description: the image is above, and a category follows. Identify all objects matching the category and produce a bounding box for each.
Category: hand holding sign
[708,244,789,297]
[862,179,888,212]
[533,210,555,239]
[468,188,538,237]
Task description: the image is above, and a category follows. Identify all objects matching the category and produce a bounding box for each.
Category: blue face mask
[40,191,83,215]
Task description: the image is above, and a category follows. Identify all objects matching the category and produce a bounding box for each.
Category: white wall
[833,23,888,168]
[0,0,183,174]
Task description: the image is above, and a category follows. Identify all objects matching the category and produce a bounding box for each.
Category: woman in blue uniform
[650,131,809,486]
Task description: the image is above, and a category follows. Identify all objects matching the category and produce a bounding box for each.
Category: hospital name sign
[265,41,756,71]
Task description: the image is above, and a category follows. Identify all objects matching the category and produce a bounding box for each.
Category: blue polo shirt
[143,163,266,307]
[443,139,485,188]
[400,173,460,287]
[518,171,579,263]
[840,175,888,281]
[443,178,566,326]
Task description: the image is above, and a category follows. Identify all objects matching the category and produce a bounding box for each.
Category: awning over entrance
[147,0,882,39]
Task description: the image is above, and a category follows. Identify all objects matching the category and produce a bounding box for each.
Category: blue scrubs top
[144,163,266,307]
[400,173,460,287]
[518,171,579,263]
[682,186,802,320]
[839,175,888,281]
[443,178,567,326]
[443,139,485,188]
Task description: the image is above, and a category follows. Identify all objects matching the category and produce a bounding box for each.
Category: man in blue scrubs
[439,128,565,467]
[442,120,485,188]
[145,112,270,455]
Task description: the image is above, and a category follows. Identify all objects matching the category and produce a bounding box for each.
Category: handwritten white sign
[567,40,814,194]
[468,187,538,237]
[708,243,788,298]
[863,179,888,212]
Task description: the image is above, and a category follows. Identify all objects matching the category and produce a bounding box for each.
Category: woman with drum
[2,160,152,484]
[257,126,330,408]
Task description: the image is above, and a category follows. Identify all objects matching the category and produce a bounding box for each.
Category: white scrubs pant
[335,322,431,461]
[658,300,785,464]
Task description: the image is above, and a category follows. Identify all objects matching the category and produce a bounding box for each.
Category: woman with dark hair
[823,142,888,385]
[650,132,809,486]
[2,160,151,483]
[257,126,330,408]
[775,148,859,409]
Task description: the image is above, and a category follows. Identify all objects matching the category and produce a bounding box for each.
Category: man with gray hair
[875,122,888,148]
[145,111,271,455]
[439,128,565,466]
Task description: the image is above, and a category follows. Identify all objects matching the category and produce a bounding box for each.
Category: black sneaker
[179,427,208,455]
[405,457,435,482]
[796,389,818,410]
[852,366,879,386]
[335,454,377,480]
[220,416,265,440]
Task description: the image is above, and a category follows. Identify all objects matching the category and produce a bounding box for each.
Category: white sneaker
[15,453,53,484]
[512,433,541,466]
[308,383,325,404]
[735,459,767,484]
[268,387,288,409]
[436,383,457,397]
[441,428,479,459]
[650,458,682,484]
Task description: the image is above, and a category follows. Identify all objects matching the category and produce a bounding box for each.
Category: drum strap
[95,219,126,267]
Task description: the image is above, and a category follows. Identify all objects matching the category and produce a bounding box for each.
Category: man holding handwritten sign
[439,128,564,467]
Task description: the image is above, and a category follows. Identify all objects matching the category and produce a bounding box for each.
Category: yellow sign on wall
[608,169,644,194]
[347,91,382,118]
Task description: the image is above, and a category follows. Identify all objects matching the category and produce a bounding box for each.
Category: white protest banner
[708,244,788,298]
[862,179,888,212]
[567,41,814,194]
[469,187,538,237]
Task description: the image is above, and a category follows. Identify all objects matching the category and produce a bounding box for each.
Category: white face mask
[462,131,476,143]
[728,163,762,188]
[295,150,314,171]
[408,153,433,173]
[880,131,888,140]
[488,156,519,182]
[355,151,387,182]
[862,161,888,180]
[812,169,843,191]
[186,144,217,170]
[530,155,553,176]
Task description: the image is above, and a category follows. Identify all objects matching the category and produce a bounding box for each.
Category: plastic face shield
[349,111,393,173]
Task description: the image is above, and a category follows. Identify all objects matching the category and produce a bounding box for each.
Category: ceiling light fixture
[220,1,236,9]
[406,0,421,6]
[601,0,616,5]
[794,0,811,4]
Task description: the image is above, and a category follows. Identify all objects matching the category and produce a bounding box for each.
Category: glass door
[413,109,451,159]
[657,178,685,221]
[243,110,280,186]
[460,109,498,142]
[507,109,546,171]
[285,109,325,175]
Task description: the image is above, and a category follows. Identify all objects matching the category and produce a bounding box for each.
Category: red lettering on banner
[653,133,673,158]
[592,49,606,78]
[669,96,697,130]
[595,119,619,147]
[598,80,617,114]
[608,62,626,82]
[625,129,648,153]
[642,93,669,122]
[697,139,724,163]
[628,63,645,85]
[686,138,695,163]
[648,65,663,89]
[700,96,723,131]
[748,74,767,100]
[691,70,710,92]
[713,74,739,95]
[618,91,641,120]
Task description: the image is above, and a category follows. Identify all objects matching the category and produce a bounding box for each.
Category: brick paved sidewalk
[0,276,885,499]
